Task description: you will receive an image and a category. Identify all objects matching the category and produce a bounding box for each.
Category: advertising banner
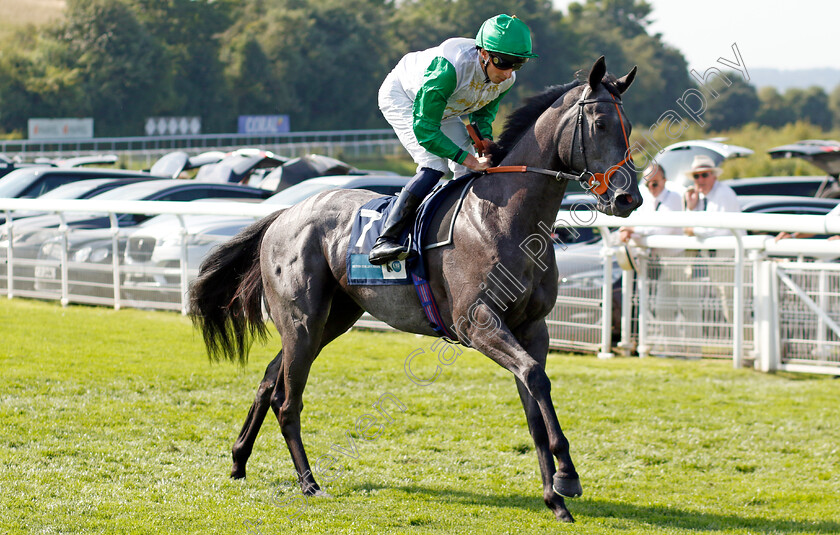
[28,118,94,140]
[237,115,290,134]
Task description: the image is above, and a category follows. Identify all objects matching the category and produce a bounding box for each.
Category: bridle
[483,86,632,196]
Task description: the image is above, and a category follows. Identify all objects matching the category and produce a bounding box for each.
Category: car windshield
[264,182,336,205]
[38,179,112,200]
[0,168,42,198]
[88,180,176,200]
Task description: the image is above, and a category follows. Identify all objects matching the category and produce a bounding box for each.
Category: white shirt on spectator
[689,180,741,238]
[634,187,683,237]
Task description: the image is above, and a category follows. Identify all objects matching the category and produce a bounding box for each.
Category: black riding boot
[368,189,422,265]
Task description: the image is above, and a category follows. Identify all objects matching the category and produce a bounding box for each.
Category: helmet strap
[479,49,491,83]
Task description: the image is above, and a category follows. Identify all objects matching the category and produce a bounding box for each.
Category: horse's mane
[489,74,622,165]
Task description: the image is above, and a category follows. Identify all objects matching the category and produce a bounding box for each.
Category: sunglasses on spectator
[489,53,527,71]
[692,171,713,179]
[646,181,661,188]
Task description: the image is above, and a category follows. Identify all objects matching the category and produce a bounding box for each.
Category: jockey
[368,14,537,265]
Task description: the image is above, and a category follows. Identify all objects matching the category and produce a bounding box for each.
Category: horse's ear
[615,66,637,94]
[588,56,607,89]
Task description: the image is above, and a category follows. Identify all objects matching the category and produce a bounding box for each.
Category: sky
[552,0,840,71]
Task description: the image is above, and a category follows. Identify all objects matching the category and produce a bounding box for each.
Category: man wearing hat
[683,154,741,237]
[682,154,741,331]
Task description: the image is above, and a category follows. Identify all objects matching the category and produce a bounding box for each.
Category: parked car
[0,167,158,200]
[33,213,257,302]
[256,154,389,192]
[194,149,287,184]
[726,176,827,197]
[767,139,840,198]
[147,150,226,179]
[34,154,120,168]
[1,153,119,180]
[6,179,271,233]
[261,174,412,205]
[0,154,39,180]
[2,180,272,292]
[737,195,840,237]
[4,177,161,221]
[31,174,413,303]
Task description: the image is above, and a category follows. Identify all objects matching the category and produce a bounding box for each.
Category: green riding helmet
[475,14,538,59]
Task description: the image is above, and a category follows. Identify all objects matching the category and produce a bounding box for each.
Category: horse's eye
[594,120,607,130]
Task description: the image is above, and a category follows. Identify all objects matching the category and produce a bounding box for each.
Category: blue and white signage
[238,115,290,134]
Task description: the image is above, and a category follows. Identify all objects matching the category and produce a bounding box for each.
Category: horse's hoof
[311,489,332,498]
[552,475,582,498]
[555,509,575,523]
[231,465,246,479]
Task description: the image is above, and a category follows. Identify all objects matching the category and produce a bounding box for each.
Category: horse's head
[559,57,643,217]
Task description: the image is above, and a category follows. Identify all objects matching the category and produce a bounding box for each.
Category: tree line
[1,0,838,138]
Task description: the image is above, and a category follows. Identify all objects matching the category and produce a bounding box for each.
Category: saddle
[346,174,476,285]
[346,174,478,340]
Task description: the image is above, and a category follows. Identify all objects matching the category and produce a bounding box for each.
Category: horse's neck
[478,133,569,231]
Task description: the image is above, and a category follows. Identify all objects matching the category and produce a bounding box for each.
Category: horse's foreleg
[512,320,575,522]
[231,350,284,479]
[464,315,581,506]
[515,378,574,522]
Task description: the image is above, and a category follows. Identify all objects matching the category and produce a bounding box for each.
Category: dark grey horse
[189,57,641,522]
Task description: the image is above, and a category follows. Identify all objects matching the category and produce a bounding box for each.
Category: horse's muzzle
[610,190,642,218]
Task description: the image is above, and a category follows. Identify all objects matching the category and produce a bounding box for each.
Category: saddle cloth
[346,174,478,340]
[346,174,476,285]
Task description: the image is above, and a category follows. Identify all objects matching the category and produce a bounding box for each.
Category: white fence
[0,129,403,168]
[2,198,840,375]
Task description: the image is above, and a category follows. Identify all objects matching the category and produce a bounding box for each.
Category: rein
[482,87,632,196]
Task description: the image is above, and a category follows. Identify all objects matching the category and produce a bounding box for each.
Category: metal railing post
[731,230,744,368]
[109,213,121,310]
[599,228,614,359]
[58,213,69,306]
[637,252,649,358]
[4,211,14,298]
[618,262,636,356]
[177,215,189,315]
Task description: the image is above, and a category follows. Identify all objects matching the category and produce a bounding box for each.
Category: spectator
[618,163,683,351]
[683,154,741,237]
[618,163,682,243]
[682,154,741,328]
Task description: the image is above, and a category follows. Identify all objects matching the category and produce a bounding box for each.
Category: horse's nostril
[612,193,638,214]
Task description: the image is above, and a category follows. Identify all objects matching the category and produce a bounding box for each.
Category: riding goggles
[489,53,527,71]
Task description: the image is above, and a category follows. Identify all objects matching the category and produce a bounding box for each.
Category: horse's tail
[188,211,283,364]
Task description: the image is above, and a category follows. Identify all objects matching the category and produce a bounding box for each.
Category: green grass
[1,299,838,534]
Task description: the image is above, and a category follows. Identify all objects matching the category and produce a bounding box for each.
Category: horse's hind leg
[231,351,283,479]
[230,292,363,481]
[267,287,363,496]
